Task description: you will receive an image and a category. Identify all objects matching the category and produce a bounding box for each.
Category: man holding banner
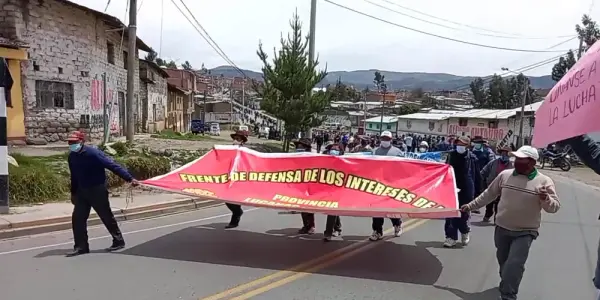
[369,131,403,241]
[294,138,316,235]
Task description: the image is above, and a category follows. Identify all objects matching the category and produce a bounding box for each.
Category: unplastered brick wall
[139,65,168,132]
[14,0,140,143]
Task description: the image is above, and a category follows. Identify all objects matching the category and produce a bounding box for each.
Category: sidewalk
[0,192,221,239]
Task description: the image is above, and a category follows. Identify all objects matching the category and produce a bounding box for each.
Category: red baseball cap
[66,131,85,142]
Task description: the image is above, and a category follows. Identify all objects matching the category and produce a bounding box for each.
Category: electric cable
[324,0,570,53]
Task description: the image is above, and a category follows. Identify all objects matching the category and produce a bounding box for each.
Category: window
[368,123,372,128]
[123,51,128,69]
[458,118,468,126]
[386,124,392,130]
[488,120,499,128]
[376,124,380,129]
[107,42,115,64]
[35,80,74,109]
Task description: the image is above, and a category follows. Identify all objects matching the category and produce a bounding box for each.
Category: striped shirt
[465,169,560,232]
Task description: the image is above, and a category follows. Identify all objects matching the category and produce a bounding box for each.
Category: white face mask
[455,145,467,154]
[233,140,242,145]
[380,141,391,148]
[419,147,427,153]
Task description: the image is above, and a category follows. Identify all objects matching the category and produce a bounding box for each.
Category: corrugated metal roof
[514,101,543,112]
[450,109,516,119]
[365,116,398,123]
[396,113,452,120]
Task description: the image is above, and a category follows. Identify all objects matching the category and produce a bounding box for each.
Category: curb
[0,198,222,240]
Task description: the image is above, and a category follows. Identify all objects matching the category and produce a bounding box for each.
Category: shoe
[332,230,342,237]
[461,233,470,245]
[482,217,491,223]
[393,225,403,237]
[298,227,309,234]
[472,209,481,214]
[66,247,90,257]
[443,238,457,248]
[323,235,332,242]
[225,223,239,229]
[105,241,125,252]
[369,231,383,241]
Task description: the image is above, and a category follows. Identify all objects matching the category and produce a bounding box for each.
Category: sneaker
[225,223,239,229]
[332,230,342,237]
[65,247,90,257]
[105,241,125,252]
[482,217,491,223]
[443,238,457,248]
[369,231,383,241]
[461,233,470,245]
[323,235,332,242]
[393,225,402,237]
[298,227,316,234]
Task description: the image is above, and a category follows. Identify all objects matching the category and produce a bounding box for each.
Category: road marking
[200,219,424,300]
[229,219,428,300]
[0,208,260,256]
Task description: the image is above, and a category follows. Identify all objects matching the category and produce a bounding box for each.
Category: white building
[396,112,456,136]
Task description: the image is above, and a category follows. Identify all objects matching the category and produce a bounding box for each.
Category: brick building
[164,69,196,132]
[1,0,152,143]
[139,59,168,133]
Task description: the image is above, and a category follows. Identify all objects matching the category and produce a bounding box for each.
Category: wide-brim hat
[472,136,486,143]
[230,131,248,143]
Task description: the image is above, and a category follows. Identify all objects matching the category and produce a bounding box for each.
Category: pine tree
[182,61,193,70]
[552,15,600,81]
[256,12,331,152]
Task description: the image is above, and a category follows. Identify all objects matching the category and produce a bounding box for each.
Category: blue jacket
[68,145,133,194]
[472,147,495,170]
[447,150,483,205]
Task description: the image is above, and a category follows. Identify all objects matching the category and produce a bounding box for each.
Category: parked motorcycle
[540,151,571,171]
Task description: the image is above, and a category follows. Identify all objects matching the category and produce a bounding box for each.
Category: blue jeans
[444,211,470,240]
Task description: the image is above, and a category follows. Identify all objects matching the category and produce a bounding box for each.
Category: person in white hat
[460,145,560,300]
[418,141,429,153]
[369,131,404,241]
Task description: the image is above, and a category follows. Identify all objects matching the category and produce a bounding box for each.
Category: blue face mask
[473,143,483,151]
[295,148,306,152]
[69,143,82,152]
[330,150,340,156]
[500,154,509,162]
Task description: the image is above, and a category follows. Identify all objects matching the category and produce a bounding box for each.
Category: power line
[169,0,247,77]
[364,0,576,40]
[324,0,570,53]
[379,0,574,39]
[452,54,564,91]
[499,36,578,68]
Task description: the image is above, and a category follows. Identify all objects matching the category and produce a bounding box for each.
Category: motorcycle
[540,151,571,171]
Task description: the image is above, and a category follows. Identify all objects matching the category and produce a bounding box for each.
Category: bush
[8,154,70,205]
[107,156,171,188]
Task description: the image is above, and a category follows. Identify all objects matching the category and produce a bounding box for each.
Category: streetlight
[502,67,527,147]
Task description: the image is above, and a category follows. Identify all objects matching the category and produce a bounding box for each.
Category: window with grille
[488,120,499,128]
[458,118,468,126]
[35,80,75,109]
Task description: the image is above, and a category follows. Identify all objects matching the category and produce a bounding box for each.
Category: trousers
[494,226,537,300]
[324,215,342,236]
[371,217,401,235]
[225,203,243,225]
[301,213,315,229]
[444,211,470,240]
[72,185,123,249]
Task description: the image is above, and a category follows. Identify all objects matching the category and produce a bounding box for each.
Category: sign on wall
[447,124,505,141]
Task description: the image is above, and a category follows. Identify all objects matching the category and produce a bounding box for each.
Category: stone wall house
[0,0,152,144]
[139,59,168,133]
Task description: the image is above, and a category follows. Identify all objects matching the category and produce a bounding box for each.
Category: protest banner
[533,41,600,147]
[142,146,460,219]
[345,151,444,162]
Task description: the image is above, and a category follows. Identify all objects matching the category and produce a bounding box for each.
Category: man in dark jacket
[67,131,138,257]
[559,135,600,297]
[481,145,514,223]
[444,136,482,248]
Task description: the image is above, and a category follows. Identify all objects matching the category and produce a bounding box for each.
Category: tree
[469,78,486,108]
[255,12,331,152]
[373,71,386,92]
[166,60,178,68]
[155,57,166,67]
[182,60,193,70]
[394,104,420,115]
[144,50,157,62]
[552,15,600,81]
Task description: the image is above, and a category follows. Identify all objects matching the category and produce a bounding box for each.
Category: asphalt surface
[0,174,598,300]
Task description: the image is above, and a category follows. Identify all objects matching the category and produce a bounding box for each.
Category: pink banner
[533,41,600,147]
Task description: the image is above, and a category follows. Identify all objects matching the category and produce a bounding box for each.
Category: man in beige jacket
[461,145,560,300]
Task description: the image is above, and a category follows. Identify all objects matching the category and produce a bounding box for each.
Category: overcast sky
[73,0,595,76]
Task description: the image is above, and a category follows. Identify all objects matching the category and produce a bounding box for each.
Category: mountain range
[209,66,556,91]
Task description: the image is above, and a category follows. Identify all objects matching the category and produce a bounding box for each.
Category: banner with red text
[533,41,600,147]
[142,146,460,219]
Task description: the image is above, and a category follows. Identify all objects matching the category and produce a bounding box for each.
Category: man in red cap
[66,131,138,257]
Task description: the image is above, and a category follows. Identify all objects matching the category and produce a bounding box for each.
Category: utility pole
[379,85,386,135]
[578,37,584,60]
[126,0,137,142]
[518,81,528,147]
[362,90,367,135]
[305,0,317,139]
[0,81,7,214]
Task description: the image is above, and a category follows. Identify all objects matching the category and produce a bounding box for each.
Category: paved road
[0,174,598,300]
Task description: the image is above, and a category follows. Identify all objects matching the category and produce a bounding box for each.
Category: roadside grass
[150,129,218,141]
